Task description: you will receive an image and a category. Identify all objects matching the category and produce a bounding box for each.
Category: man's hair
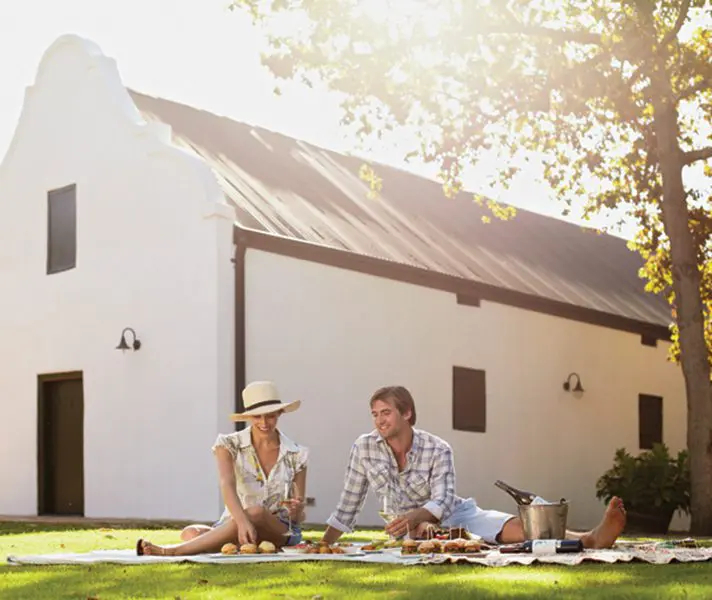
[369,386,417,426]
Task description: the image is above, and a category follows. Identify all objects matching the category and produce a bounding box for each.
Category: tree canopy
[232,0,710,359]
[231,0,712,530]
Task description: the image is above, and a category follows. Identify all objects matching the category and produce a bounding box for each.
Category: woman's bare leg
[180,524,212,542]
[139,519,237,556]
[138,508,293,555]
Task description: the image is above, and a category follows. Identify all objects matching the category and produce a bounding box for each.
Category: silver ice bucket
[518,502,568,540]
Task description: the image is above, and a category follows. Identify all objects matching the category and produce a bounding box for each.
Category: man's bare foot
[580,497,627,549]
[137,539,175,556]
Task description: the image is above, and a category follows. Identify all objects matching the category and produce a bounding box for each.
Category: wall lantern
[563,372,584,393]
[116,327,142,351]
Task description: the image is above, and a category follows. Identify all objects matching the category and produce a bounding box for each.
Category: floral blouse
[212,426,308,521]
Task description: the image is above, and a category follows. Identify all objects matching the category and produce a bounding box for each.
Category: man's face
[371,398,410,439]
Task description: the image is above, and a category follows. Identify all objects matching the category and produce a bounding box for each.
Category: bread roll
[258,541,276,554]
[221,543,238,555]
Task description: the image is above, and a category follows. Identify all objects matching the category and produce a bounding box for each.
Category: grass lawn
[2,522,712,599]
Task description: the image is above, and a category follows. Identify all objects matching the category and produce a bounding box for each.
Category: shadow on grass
[4,561,712,600]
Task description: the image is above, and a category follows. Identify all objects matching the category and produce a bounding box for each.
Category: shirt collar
[371,428,421,456]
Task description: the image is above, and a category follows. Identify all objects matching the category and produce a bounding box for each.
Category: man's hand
[412,521,438,539]
[321,525,344,545]
[384,508,435,539]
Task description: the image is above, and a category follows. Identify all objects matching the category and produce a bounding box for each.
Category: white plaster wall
[244,249,687,531]
[0,36,235,521]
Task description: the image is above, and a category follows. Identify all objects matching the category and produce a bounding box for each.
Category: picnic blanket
[7,543,712,567]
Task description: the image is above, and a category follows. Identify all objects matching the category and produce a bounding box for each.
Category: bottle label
[531,540,557,555]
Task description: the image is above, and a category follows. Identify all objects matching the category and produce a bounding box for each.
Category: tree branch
[661,0,691,47]
[677,78,711,103]
[683,147,712,165]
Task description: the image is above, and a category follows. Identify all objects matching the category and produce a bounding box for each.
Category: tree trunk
[651,76,712,534]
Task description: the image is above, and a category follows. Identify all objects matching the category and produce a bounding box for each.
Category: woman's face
[248,411,281,435]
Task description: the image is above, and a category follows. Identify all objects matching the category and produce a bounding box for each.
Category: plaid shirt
[326,428,463,532]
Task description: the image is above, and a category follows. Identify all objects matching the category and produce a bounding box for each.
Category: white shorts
[442,498,515,544]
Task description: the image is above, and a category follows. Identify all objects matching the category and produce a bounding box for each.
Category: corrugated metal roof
[129,90,672,329]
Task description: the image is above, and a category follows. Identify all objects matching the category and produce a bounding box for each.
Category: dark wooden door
[38,374,84,515]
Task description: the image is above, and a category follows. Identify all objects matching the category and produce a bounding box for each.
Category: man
[322,385,626,547]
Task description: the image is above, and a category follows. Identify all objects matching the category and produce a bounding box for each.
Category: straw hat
[230,381,301,421]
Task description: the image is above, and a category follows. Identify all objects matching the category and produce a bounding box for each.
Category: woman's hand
[233,514,257,546]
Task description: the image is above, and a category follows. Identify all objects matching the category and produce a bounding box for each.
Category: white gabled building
[0,35,686,532]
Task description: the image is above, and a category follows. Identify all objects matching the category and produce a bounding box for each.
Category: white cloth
[7,546,712,567]
[212,427,308,523]
[5,549,412,565]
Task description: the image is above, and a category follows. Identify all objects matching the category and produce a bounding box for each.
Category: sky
[0,0,690,240]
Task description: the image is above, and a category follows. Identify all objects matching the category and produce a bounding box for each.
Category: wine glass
[379,494,402,540]
[280,481,300,538]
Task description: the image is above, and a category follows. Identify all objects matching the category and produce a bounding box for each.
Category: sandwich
[442,539,464,553]
[463,539,483,553]
[401,539,419,555]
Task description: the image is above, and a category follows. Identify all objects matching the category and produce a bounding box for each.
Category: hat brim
[230,399,301,421]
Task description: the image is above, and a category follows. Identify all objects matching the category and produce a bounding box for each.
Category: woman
[137,381,308,556]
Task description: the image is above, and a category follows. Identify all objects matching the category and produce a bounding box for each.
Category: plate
[209,552,282,558]
[281,545,363,556]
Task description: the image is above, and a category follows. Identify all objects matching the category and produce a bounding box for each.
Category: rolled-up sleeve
[326,442,369,532]
[422,445,456,522]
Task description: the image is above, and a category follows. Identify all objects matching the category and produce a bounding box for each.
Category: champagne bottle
[499,539,583,555]
[494,480,542,505]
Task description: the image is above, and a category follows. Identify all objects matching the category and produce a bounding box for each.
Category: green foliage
[596,444,691,517]
[629,212,712,369]
[230,0,712,369]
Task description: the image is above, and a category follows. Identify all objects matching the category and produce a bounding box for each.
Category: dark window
[47,184,76,274]
[453,366,486,433]
[639,394,663,449]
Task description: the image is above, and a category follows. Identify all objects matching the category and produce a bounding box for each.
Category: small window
[453,366,486,433]
[47,184,77,274]
[639,394,663,449]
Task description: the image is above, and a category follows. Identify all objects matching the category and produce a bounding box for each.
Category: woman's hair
[369,386,416,426]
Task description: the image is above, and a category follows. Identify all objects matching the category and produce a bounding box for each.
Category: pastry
[221,543,238,555]
[258,541,276,553]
